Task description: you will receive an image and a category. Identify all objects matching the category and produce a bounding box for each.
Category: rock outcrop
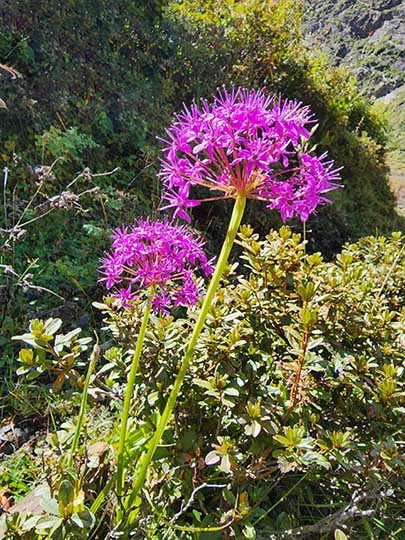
[304,0,405,210]
[304,0,404,99]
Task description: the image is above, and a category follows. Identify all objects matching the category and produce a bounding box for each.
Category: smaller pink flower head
[99,218,213,314]
[159,87,341,222]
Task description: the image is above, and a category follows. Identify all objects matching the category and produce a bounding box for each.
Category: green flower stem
[124,195,246,517]
[116,298,153,518]
[69,339,100,469]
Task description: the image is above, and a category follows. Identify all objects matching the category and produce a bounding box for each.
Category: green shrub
[4,228,404,538]
[88,227,404,539]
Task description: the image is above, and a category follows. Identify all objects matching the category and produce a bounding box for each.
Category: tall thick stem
[116,299,153,519]
[124,196,246,518]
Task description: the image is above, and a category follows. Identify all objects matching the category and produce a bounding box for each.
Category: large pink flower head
[99,218,213,314]
[159,87,341,223]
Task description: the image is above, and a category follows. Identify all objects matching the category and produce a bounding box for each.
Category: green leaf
[30,319,45,337]
[222,489,236,506]
[192,509,202,523]
[224,387,239,396]
[44,318,63,336]
[273,434,291,447]
[307,337,324,350]
[19,348,34,365]
[35,515,63,530]
[97,362,117,375]
[205,451,220,466]
[222,396,236,408]
[40,495,60,516]
[284,326,301,349]
[49,519,65,538]
[334,529,349,540]
[51,522,67,540]
[243,524,257,539]
[58,480,75,508]
[16,365,32,376]
[70,509,95,529]
[26,370,41,381]
[220,453,232,473]
[301,307,317,328]
[55,328,82,346]
[193,378,215,391]
[127,426,151,449]
[245,420,262,438]
[22,515,41,531]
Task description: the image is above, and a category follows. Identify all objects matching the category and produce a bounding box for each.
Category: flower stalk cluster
[97,87,342,527]
[99,218,213,519]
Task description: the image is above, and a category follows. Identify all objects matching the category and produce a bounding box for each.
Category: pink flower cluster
[160,87,341,222]
[99,218,213,313]
[100,88,342,312]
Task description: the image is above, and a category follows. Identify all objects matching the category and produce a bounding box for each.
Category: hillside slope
[303,0,405,210]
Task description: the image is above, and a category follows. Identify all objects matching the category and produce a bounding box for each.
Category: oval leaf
[205,451,220,466]
[335,529,349,540]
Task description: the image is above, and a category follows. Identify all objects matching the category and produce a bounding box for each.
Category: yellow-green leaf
[335,529,349,540]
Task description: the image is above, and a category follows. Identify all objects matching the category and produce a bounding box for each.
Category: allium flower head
[99,218,213,313]
[159,87,341,222]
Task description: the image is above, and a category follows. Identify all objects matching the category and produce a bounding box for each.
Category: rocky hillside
[303,0,405,210]
[304,0,404,97]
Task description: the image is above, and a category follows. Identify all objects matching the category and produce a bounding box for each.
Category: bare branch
[256,486,387,539]
[0,63,21,80]
[171,483,227,522]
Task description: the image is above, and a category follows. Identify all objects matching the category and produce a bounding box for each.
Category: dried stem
[283,328,310,423]
[256,486,385,539]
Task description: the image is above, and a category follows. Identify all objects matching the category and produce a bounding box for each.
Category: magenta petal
[158,86,341,222]
[99,218,214,314]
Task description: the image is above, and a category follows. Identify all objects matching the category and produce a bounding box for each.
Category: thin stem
[283,327,310,423]
[19,207,54,228]
[4,38,29,61]
[15,182,43,227]
[69,338,100,468]
[116,297,153,519]
[372,241,404,312]
[2,167,8,230]
[252,473,308,526]
[123,195,247,520]
[91,166,120,178]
